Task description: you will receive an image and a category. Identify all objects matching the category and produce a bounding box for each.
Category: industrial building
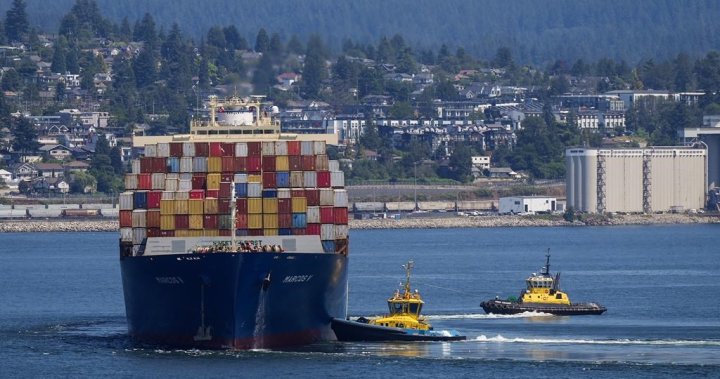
[499,196,557,215]
[566,148,706,213]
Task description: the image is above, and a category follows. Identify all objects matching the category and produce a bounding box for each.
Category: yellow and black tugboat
[480,251,606,316]
[331,261,465,342]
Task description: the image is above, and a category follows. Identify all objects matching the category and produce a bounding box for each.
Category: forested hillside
[2,0,719,65]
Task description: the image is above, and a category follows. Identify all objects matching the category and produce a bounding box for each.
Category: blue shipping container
[292,213,307,228]
[279,228,293,236]
[262,189,277,198]
[133,191,147,209]
[167,157,180,173]
[235,229,249,237]
[321,240,336,253]
[276,172,290,188]
[234,183,248,197]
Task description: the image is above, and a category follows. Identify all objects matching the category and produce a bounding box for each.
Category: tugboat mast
[402,260,414,294]
[542,248,551,276]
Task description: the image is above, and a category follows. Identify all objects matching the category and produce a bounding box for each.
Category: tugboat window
[409,303,421,315]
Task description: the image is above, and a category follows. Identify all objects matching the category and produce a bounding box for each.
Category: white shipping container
[120,227,133,242]
[319,189,335,206]
[248,183,262,197]
[119,192,134,210]
[303,172,317,188]
[313,141,326,155]
[131,159,141,174]
[320,224,335,240]
[178,179,192,191]
[164,178,178,192]
[182,142,195,157]
[330,171,345,188]
[132,227,147,245]
[234,173,248,183]
[274,141,288,156]
[301,141,314,156]
[334,224,349,239]
[180,157,193,173]
[329,160,340,171]
[132,209,147,228]
[235,142,248,157]
[179,173,192,181]
[192,157,208,172]
[262,141,275,156]
[306,206,320,223]
[166,173,179,180]
[157,143,170,157]
[277,189,291,199]
[174,191,189,200]
[151,173,166,190]
[124,174,138,190]
[144,144,157,157]
[333,189,349,207]
[161,191,175,200]
[290,171,304,188]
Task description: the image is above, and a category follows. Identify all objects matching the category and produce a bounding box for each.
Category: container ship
[119,96,349,349]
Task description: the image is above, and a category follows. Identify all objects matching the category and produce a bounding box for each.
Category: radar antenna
[541,248,551,276]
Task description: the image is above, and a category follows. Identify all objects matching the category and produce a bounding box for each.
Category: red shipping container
[203,214,219,229]
[235,213,248,229]
[317,171,331,187]
[287,141,301,156]
[175,215,189,229]
[221,143,235,157]
[320,207,335,223]
[247,156,262,171]
[236,198,248,213]
[147,228,161,237]
[221,157,235,172]
[263,172,277,188]
[305,189,320,206]
[189,189,205,199]
[160,230,175,237]
[234,157,247,172]
[195,142,209,157]
[221,172,234,182]
[147,210,161,228]
[147,191,162,208]
[247,142,261,157]
[302,156,316,171]
[206,189,219,198]
[192,175,207,190]
[307,223,321,235]
[219,229,232,237]
[119,210,132,227]
[219,182,232,198]
[262,156,276,172]
[334,207,348,224]
[279,213,292,228]
[249,229,264,236]
[292,228,307,236]
[137,174,152,190]
[140,157,152,173]
[278,198,292,213]
[289,156,302,171]
[218,198,231,214]
[154,157,168,173]
[209,142,223,157]
[170,142,183,157]
[291,189,305,198]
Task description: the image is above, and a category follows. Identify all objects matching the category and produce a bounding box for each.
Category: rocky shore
[0,213,717,233]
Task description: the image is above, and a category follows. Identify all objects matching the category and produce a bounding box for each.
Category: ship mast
[402,260,414,295]
[542,248,551,276]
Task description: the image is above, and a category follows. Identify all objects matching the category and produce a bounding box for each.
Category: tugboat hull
[331,318,466,342]
[480,300,607,316]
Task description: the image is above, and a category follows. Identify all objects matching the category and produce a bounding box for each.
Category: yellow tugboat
[480,250,607,316]
[331,261,465,341]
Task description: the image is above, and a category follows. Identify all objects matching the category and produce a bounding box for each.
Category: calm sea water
[1,225,719,378]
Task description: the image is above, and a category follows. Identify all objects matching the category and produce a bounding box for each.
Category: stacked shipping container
[121,140,348,254]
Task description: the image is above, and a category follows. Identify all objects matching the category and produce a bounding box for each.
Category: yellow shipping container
[189,214,204,230]
[175,229,189,237]
[203,229,219,237]
[160,215,175,230]
[263,198,278,214]
[188,199,204,215]
[248,214,263,229]
[291,197,308,213]
[207,157,222,172]
[204,198,219,214]
[248,198,263,214]
[188,230,204,237]
[263,228,278,236]
[248,174,262,183]
[206,173,221,190]
[263,213,279,229]
[160,199,175,215]
[275,156,289,171]
[174,199,189,214]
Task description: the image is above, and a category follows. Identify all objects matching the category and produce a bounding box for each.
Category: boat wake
[473,334,720,346]
[425,312,554,320]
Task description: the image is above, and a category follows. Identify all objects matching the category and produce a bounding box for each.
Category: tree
[51,39,67,73]
[449,143,473,183]
[69,170,97,193]
[254,28,269,53]
[493,47,513,68]
[4,0,28,42]
[133,45,156,88]
[300,35,326,99]
[11,117,39,155]
[252,52,275,95]
[160,24,192,93]
[133,13,157,47]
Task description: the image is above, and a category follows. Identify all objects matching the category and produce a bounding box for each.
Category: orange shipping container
[146,210,161,228]
[235,214,248,229]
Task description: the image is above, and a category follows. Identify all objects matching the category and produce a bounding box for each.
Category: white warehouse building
[499,196,557,215]
[566,148,707,213]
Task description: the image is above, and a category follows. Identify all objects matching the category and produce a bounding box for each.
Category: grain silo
[565,147,706,213]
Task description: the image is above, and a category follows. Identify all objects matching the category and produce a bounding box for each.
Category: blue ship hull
[120,252,348,349]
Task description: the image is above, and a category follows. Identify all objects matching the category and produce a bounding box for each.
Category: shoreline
[0,214,717,233]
